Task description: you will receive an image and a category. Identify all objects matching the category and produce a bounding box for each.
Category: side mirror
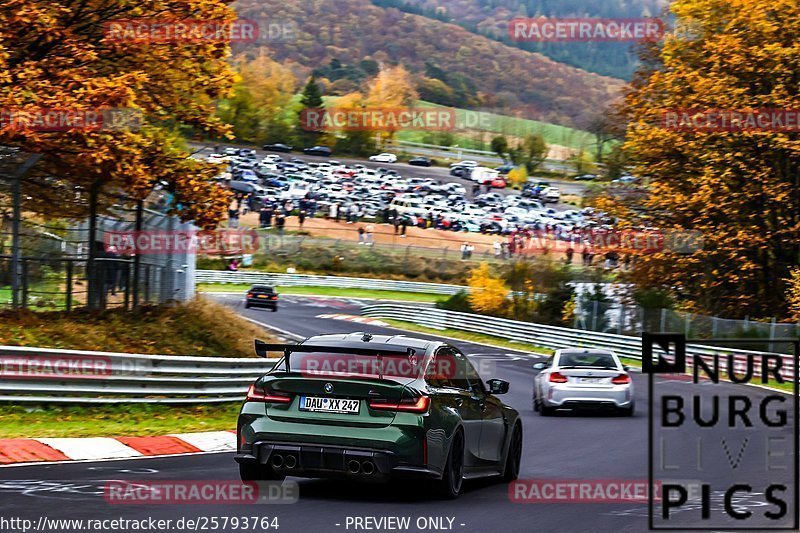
[487,378,509,395]
[532,362,546,370]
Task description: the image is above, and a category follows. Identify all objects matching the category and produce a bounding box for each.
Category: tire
[271,307,278,312]
[238,462,285,482]
[619,404,635,417]
[502,424,523,482]
[539,403,554,416]
[244,303,250,309]
[436,430,465,499]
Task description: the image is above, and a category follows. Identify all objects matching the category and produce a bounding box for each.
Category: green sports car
[235,332,523,498]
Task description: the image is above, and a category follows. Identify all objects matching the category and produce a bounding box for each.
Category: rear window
[557,352,618,369]
[251,286,275,293]
[284,352,424,380]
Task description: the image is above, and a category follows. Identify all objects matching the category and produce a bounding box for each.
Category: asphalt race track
[0,294,794,533]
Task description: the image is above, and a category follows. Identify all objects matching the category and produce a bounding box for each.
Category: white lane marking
[169,431,236,452]
[37,438,142,461]
[240,316,304,341]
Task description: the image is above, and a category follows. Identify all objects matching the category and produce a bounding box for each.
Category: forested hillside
[373,0,669,79]
[234,0,625,128]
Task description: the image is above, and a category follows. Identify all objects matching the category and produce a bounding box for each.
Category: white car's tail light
[611,374,631,385]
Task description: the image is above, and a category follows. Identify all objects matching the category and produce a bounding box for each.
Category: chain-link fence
[0,154,195,311]
[574,298,800,352]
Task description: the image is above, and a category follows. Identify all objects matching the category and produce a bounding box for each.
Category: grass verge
[0,298,275,356]
[197,283,447,304]
[0,403,241,439]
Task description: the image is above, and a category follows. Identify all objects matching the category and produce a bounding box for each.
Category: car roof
[303,332,437,352]
[250,285,275,291]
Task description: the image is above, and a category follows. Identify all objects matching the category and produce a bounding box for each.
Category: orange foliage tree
[0,0,238,228]
[621,0,800,318]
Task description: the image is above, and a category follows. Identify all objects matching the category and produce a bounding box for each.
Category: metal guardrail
[196,270,468,295]
[361,304,794,378]
[0,345,278,403]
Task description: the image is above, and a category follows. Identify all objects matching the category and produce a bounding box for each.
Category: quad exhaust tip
[284,455,297,469]
[361,461,375,475]
[270,454,284,468]
[347,460,361,474]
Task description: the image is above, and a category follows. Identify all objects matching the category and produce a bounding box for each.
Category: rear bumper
[235,441,439,481]
[246,298,277,308]
[543,386,633,409]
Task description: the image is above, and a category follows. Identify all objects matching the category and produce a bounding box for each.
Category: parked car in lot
[408,156,433,167]
[574,174,597,181]
[449,166,471,178]
[541,187,561,203]
[263,143,293,153]
[450,160,478,168]
[303,145,333,157]
[236,333,522,499]
[244,285,279,311]
[532,349,634,416]
[369,152,398,163]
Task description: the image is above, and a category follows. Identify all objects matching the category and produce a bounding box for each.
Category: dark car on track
[263,143,293,153]
[303,145,333,157]
[244,285,278,311]
[408,156,433,167]
[236,333,523,499]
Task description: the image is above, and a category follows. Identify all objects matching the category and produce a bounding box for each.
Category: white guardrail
[196,270,468,296]
[361,304,795,379]
[0,345,278,404]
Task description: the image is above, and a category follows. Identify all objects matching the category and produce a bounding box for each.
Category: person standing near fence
[400,216,408,237]
[298,210,306,230]
[365,223,374,246]
[330,202,339,222]
[275,212,285,237]
[358,226,365,244]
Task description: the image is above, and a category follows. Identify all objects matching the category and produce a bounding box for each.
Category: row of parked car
[210,148,603,237]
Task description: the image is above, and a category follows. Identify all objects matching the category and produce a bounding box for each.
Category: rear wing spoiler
[254,340,418,374]
[254,340,416,358]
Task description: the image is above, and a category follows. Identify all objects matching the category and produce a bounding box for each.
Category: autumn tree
[467,262,510,315]
[520,133,547,173]
[0,0,237,228]
[365,65,418,148]
[218,53,297,143]
[332,91,374,156]
[490,135,509,160]
[622,0,800,318]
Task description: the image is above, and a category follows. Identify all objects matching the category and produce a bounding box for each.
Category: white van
[389,196,428,217]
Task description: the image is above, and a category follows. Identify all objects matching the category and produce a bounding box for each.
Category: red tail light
[246,384,291,403]
[369,395,430,413]
[611,374,631,385]
[549,372,568,383]
[246,292,253,297]
[271,295,278,300]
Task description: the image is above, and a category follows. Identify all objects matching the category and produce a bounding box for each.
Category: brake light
[271,295,278,300]
[246,384,291,403]
[611,374,631,385]
[549,372,568,383]
[247,292,253,297]
[369,395,430,413]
